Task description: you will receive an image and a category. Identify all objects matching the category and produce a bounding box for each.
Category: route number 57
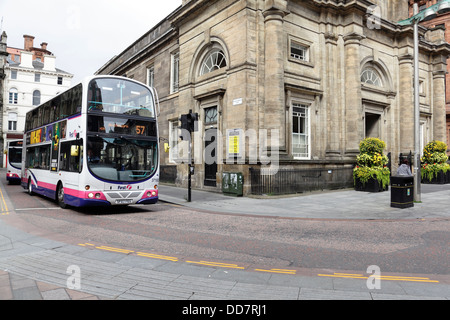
[136,125,146,135]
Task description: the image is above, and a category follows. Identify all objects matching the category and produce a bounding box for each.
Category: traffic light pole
[180,109,198,203]
[188,137,192,203]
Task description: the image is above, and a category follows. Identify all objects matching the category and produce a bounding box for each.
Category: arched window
[200,49,227,76]
[361,68,383,87]
[33,90,41,106]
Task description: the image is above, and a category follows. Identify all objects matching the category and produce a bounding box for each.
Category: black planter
[422,171,447,184]
[355,177,388,192]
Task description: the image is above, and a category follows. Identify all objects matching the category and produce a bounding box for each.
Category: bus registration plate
[115,199,133,204]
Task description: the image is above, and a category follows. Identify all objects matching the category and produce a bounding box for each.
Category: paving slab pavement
[0,181,449,302]
[158,183,450,220]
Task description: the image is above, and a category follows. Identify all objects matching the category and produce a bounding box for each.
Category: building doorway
[204,128,217,187]
[365,112,381,138]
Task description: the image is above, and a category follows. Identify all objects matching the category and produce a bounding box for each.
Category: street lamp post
[399,0,450,203]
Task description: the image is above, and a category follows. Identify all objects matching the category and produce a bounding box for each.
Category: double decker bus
[6,140,23,184]
[21,76,159,208]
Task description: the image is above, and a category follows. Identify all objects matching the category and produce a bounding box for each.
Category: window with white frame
[200,49,227,76]
[33,90,41,106]
[292,103,310,159]
[169,120,179,163]
[170,51,179,93]
[290,41,309,62]
[8,113,17,131]
[11,70,17,79]
[147,65,155,88]
[361,68,383,87]
[9,88,18,104]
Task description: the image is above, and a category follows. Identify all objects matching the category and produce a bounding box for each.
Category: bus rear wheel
[56,183,68,209]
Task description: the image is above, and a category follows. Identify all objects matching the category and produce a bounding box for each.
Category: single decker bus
[21,75,159,208]
[6,139,23,184]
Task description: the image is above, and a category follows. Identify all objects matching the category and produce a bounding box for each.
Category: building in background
[2,34,73,167]
[0,32,8,160]
[97,0,450,195]
[409,0,450,154]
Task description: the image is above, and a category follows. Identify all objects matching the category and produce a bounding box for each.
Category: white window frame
[8,112,18,131]
[33,90,41,106]
[9,88,18,104]
[292,103,311,160]
[147,65,155,88]
[361,68,383,87]
[290,41,309,62]
[169,119,179,163]
[199,49,227,76]
[170,51,179,94]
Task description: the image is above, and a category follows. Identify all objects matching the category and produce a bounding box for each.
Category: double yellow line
[0,186,9,215]
[318,272,439,283]
[78,243,441,284]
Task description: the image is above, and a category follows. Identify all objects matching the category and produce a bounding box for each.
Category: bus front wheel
[27,179,34,195]
[56,183,68,209]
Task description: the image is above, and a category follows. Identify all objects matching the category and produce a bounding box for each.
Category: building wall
[2,35,73,167]
[96,0,450,195]
[409,0,450,154]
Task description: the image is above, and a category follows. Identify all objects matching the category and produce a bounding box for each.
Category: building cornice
[6,65,73,78]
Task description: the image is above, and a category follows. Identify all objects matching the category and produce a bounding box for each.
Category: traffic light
[179,110,199,133]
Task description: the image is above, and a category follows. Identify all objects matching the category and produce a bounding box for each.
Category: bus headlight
[146,191,157,197]
[88,193,94,198]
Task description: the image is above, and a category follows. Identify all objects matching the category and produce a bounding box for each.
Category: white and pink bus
[6,139,23,184]
[21,76,160,208]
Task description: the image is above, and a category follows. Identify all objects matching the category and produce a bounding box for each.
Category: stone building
[2,34,73,167]
[408,0,450,154]
[96,0,450,195]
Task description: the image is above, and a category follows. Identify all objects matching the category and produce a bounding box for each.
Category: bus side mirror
[71,145,79,156]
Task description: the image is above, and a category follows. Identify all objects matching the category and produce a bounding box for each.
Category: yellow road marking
[255,268,297,275]
[318,273,439,283]
[95,246,134,254]
[186,260,245,269]
[137,252,179,262]
[0,186,9,214]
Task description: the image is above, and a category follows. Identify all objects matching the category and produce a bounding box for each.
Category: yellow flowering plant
[354,138,390,190]
[421,140,450,182]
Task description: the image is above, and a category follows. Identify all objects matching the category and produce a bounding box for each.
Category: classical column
[398,53,415,154]
[263,0,289,152]
[432,69,447,143]
[324,31,341,158]
[343,32,364,157]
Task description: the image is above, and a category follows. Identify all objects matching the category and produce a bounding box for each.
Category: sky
[0,0,182,84]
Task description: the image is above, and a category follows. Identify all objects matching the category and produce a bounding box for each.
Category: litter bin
[222,172,243,197]
[390,175,414,208]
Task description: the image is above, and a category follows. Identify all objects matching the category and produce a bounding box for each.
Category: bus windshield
[88,78,155,118]
[87,136,158,182]
[8,146,22,169]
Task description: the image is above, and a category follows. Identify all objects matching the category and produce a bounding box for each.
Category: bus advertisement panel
[21,76,159,208]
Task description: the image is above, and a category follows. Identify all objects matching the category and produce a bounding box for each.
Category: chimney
[41,42,48,51]
[23,34,35,51]
[43,54,56,71]
[19,50,33,68]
